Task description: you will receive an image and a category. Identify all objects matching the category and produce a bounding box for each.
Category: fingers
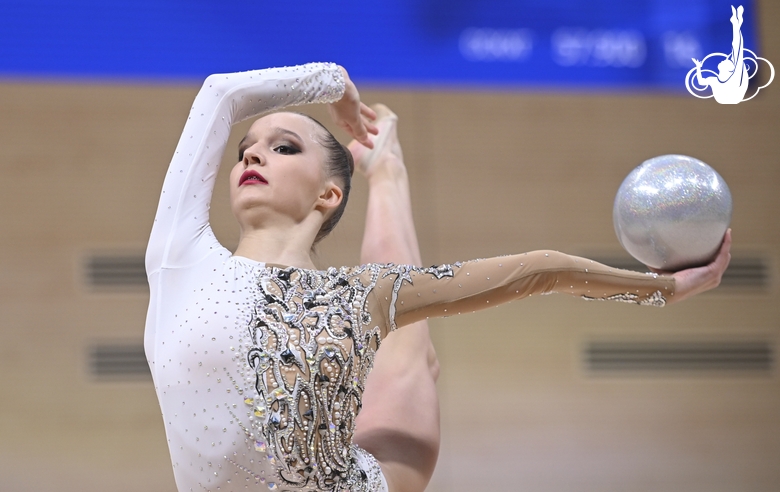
[360,103,377,121]
[349,124,376,149]
[351,123,374,149]
[360,103,379,136]
[697,229,731,287]
[333,115,375,148]
[669,229,733,303]
[712,229,732,272]
[350,114,379,147]
[365,120,379,136]
[720,228,732,254]
[326,75,380,148]
[356,135,374,149]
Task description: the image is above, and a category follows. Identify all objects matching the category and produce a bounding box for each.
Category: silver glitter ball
[613,155,732,271]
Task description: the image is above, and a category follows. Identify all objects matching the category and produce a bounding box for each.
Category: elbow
[202,73,234,96]
[534,250,574,265]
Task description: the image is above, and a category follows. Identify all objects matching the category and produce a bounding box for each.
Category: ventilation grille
[587,255,770,290]
[719,257,770,289]
[585,341,774,374]
[89,344,151,380]
[85,254,147,289]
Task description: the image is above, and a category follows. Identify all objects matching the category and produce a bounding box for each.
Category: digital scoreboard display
[0,0,757,90]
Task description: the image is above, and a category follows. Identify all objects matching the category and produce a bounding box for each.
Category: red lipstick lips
[239,169,268,186]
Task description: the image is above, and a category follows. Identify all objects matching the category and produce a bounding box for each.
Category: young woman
[145,62,731,492]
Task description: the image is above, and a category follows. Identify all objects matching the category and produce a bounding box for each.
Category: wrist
[336,66,350,100]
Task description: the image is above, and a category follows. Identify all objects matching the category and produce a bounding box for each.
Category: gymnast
[144,63,731,492]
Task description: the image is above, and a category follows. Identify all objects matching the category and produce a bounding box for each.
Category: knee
[361,430,439,492]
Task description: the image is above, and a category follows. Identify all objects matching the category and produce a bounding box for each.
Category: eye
[274,144,300,155]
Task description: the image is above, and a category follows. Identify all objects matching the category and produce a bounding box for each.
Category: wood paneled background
[1,3,778,490]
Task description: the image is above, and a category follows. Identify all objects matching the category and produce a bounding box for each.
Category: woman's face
[229,112,340,230]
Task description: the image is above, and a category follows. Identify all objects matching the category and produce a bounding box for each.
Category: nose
[242,146,264,167]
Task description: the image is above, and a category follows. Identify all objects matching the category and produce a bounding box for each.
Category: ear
[315,180,343,215]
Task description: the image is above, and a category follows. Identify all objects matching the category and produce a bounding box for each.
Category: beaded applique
[231,263,453,491]
[639,290,667,307]
[317,63,346,104]
[347,445,387,492]
[581,289,666,307]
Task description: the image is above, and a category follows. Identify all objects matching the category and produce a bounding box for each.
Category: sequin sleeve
[145,63,346,274]
[367,250,675,336]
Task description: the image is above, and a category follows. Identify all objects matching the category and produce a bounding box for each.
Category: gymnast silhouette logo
[685,5,774,103]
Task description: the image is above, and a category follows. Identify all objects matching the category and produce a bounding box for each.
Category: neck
[233,222,319,270]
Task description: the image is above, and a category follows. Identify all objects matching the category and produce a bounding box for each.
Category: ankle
[366,153,408,184]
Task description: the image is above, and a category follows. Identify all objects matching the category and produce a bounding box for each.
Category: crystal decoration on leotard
[318,63,346,104]
[639,290,667,307]
[232,262,455,491]
[581,289,666,307]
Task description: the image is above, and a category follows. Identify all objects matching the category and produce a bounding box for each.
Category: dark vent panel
[90,344,151,380]
[585,341,774,373]
[720,257,770,289]
[85,254,147,289]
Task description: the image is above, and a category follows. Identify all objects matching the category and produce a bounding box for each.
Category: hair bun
[343,143,355,177]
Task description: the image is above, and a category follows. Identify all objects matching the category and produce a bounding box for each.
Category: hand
[656,229,732,304]
[328,66,378,149]
[692,58,703,67]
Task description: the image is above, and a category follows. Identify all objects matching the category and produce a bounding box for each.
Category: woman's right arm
[145,63,347,275]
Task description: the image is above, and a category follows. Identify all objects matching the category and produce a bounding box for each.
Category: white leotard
[145,62,674,492]
[144,63,356,492]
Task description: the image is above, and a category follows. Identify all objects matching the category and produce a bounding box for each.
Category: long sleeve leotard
[145,63,675,492]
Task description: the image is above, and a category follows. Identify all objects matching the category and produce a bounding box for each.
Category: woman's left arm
[369,237,729,336]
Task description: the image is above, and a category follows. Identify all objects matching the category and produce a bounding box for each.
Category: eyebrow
[270,127,303,142]
[238,127,304,155]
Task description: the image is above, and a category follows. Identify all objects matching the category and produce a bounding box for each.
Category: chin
[231,197,264,220]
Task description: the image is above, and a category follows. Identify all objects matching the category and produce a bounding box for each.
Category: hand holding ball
[613,155,732,271]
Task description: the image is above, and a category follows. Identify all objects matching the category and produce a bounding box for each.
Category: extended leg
[349,106,440,492]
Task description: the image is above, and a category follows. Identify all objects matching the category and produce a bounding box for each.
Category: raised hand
[327,66,378,149]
